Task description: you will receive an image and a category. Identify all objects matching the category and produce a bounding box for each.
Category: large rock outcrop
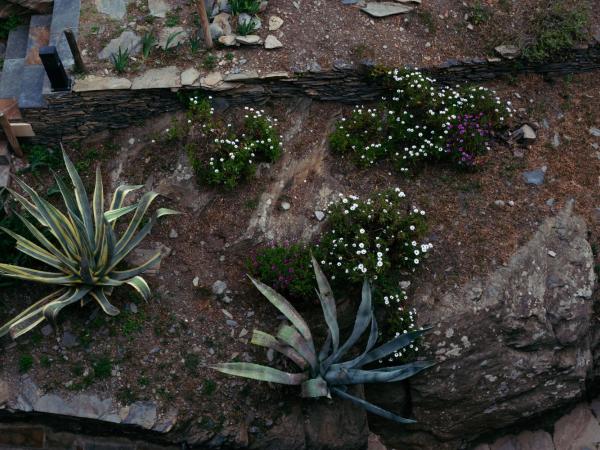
[372,201,597,448]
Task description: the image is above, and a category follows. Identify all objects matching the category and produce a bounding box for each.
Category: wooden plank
[0,113,23,158]
[10,123,35,137]
[0,99,22,120]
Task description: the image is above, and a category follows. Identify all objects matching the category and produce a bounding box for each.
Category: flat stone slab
[148,0,171,17]
[361,2,413,17]
[264,35,282,49]
[157,26,188,50]
[181,67,200,86]
[95,0,129,20]
[74,75,132,91]
[98,31,141,60]
[236,34,262,45]
[123,401,157,429]
[224,70,259,81]
[131,66,181,89]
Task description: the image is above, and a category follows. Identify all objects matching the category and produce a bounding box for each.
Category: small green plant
[417,10,437,33]
[184,353,200,373]
[19,354,34,373]
[111,47,129,73]
[202,53,218,70]
[165,11,180,27]
[249,243,315,301]
[186,100,283,189]
[236,20,257,36]
[93,357,112,379]
[466,1,492,25]
[164,31,184,51]
[212,258,433,423]
[0,151,178,340]
[40,355,52,368]
[189,33,202,54]
[522,5,589,62]
[141,32,156,59]
[230,0,261,15]
[316,189,430,285]
[19,145,61,174]
[201,379,217,395]
[225,52,234,61]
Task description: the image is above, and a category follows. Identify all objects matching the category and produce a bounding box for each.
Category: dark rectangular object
[39,45,70,91]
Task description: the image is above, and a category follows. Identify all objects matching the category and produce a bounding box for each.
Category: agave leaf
[312,256,339,354]
[251,329,308,370]
[325,361,435,385]
[277,324,318,371]
[0,226,64,270]
[52,171,81,223]
[331,387,417,424]
[0,289,68,338]
[93,166,104,246]
[62,149,95,246]
[6,187,46,227]
[212,362,307,385]
[42,287,91,323]
[104,204,137,223]
[115,191,159,252]
[111,251,161,281]
[110,184,144,213]
[0,263,78,285]
[13,212,77,273]
[332,313,379,370]
[318,332,332,363]
[125,276,151,301]
[301,376,329,398]
[356,328,431,367]
[322,278,373,370]
[89,289,120,316]
[249,275,314,347]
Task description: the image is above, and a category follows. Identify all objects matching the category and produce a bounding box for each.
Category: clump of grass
[189,33,202,53]
[111,47,129,73]
[466,1,492,25]
[201,379,217,395]
[230,0,261,15]
[165,11,180,27]
[19,354,34,373]
[142,32,156,59]
[236,20,257,36]
[417,9,437,33]
[92,357,112,379]
[164,31,184,52]
[522,5,589,62]
[202,53,218,70]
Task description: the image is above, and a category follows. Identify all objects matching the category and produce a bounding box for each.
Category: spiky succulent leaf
[331,387,417,424]
[322,278,373,370]
[249,275,315,349]
[312,255,339,355]
[276,324,318,372]
[301,376,329,398]
[212,362,308,385]
[325,361,435,385]
[355,327,431,367]
[251,329,309,370]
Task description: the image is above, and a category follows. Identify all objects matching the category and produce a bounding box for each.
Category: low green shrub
[523,5,589,62]
[315,188,430,284]
[230,0,261,15]
[330,69,512,172]
[186,97,283,189]
[249,243,315,301]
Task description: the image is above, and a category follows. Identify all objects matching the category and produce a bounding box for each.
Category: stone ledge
[73,75,132,92]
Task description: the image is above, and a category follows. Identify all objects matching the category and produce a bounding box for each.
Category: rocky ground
[0,66,599,448]
[76,0,600,79]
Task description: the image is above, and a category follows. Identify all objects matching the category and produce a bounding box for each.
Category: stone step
[0,58,25,100]
[4,23,30,60]
[49,0,81,70]
[25,15,52,66]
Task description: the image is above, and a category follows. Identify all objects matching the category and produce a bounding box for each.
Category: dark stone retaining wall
[22,44,600,146]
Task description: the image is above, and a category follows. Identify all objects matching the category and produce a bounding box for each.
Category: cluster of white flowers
[331,69,514,172]
[317,188,432,282]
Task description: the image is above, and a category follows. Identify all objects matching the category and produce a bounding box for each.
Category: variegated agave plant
[212,257,433,423]
[0,151,178,339]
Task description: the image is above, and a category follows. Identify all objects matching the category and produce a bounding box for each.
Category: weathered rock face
[372,201,597,448]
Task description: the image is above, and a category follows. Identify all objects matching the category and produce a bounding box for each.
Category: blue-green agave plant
[212,257,433,423]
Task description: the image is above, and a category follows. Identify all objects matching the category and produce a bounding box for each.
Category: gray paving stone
[5,24,30,59]
[0,58,25,99]
[49,0,81,69]
[18,65,47,108]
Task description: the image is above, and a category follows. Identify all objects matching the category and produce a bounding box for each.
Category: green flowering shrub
[330,69,513,172]
[315,188,431,285]
[185,96,283,189]
[248,243,315,302]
